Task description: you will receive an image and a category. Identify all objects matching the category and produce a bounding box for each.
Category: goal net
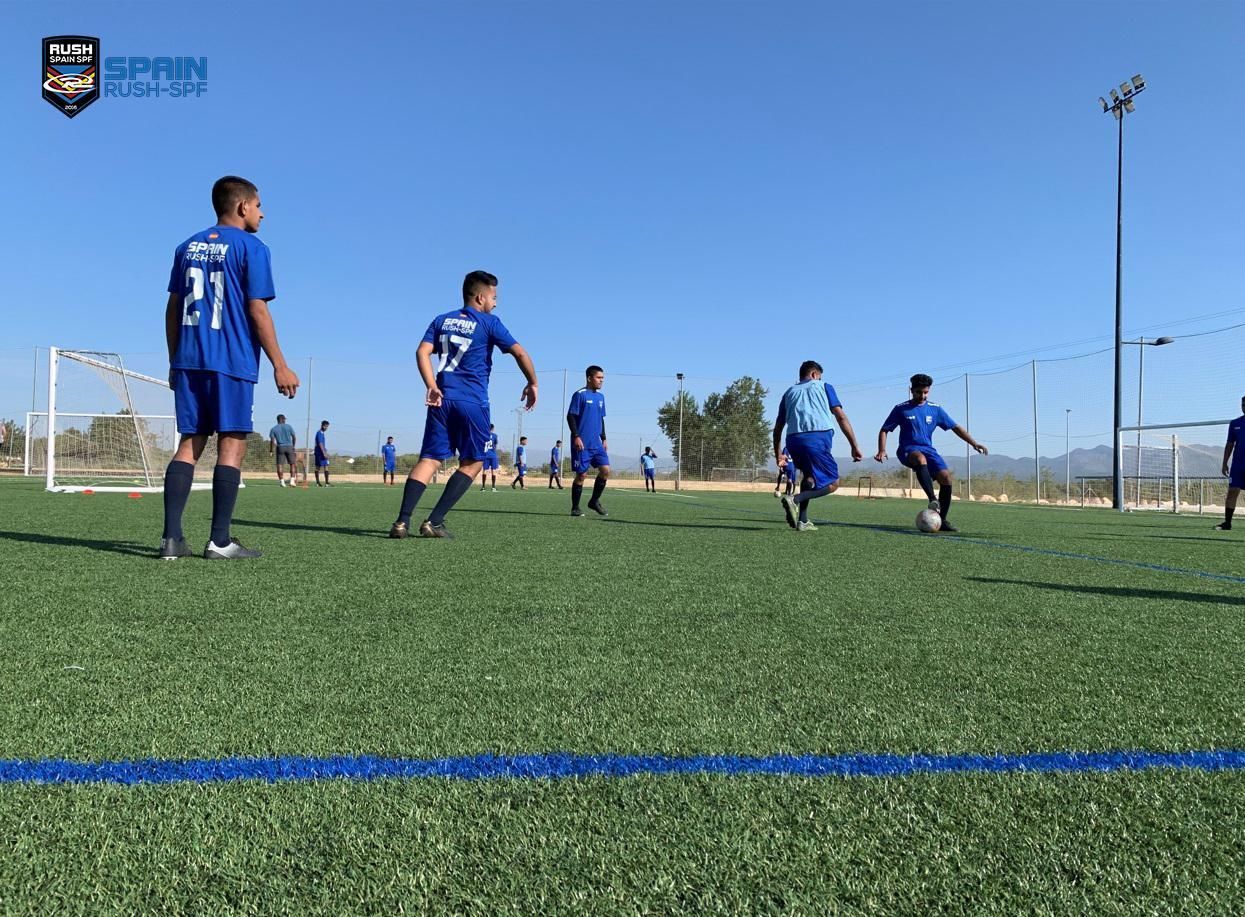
[1118,420,1234,514]
[28,347,218,493]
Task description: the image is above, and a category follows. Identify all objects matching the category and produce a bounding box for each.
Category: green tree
[656,377,770,476]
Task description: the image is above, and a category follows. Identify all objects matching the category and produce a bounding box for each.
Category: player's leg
[1218,485,1240,531]
[901,448,938,507]
[200,375,262,559]
[927,452,956,531]
[791,437,838,529]
[392,405,453,537]
[419,402,490,537]
[588,453,611,515]
[161,370,212,558]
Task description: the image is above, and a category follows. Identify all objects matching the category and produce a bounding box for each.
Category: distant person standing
[381,436,398,486]
[567,365,610,517]
[480,424,499,492]
[1215,394,1245,532]
[641,446,659,492]
[268,413,298,487]
[548,440,564,489]
[511,436,528,489]
[314,420,331,486]
[159,175,300,560]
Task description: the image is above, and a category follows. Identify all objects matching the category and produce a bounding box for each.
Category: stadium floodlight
[1101,73,1148,511]
[1098,97,1109,112]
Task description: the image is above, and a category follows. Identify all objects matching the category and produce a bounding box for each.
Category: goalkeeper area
[0,477,1241,910]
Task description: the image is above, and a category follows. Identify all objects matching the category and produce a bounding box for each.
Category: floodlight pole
[676,373,684,492]
[1065,409,1071,504]
[1103,75,1145,512]
[1123,335,1174,504]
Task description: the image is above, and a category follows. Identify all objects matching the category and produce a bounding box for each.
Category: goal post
[36,347,219,493]
[1117,419,1234,514]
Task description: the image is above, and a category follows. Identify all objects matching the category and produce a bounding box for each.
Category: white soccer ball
[346,458,355,465]
[916,508,942,533]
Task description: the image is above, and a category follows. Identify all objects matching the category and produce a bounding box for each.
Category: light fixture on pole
[1122,334,1174,504]
[1100,73,1146,512]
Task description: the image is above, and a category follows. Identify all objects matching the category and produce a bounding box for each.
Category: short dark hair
[212,176,259,216]
[277,414,285,422]
[520,436,528,442]
[556,439,562,444]
[387,436,393,441]
[586,365,604,378]
[799,360,822,379]
[320,420,329,426]
[910,373,934,389]
[462,270,498,301]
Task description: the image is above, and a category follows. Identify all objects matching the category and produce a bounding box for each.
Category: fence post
[1031,360,1040,503]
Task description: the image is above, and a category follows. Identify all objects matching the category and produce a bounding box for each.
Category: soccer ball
[346,458,355,465]
[916,509,942,533]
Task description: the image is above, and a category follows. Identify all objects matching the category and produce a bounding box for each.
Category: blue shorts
[644,468,655,480]
[516,464,527,476]
[1230,462,1245,490]
[172,370,254,435]
[572,444,610,475]
[384,464,396,473]
[786,431,839,489]
[483,454,499,471]
[898,444,948,476]
[420,399,491,462]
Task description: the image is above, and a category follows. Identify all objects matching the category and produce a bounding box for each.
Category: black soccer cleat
[571,508,585,517]
[1214,522,1232,532]
[938,520,959,533]
[418,520,454,539]
[389,521,409,539]
[159,537,194,560]
[587,500,608,517]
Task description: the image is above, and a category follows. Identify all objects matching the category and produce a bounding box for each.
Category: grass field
[1,475,1242,913]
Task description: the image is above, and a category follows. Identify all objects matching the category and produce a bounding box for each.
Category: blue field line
[1,749,1243,786]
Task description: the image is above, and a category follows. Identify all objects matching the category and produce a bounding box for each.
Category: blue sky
[1,0,1241,458]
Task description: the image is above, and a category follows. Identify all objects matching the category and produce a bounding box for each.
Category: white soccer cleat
[203,538,263,560]
[796,520,817,532]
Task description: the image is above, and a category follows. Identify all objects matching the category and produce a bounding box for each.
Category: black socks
[162,460,195,540]
[427,471,474,526]
[397,479,427,525]
[209,465,242,548]
[939,484,953,520]
[914,463,936,502]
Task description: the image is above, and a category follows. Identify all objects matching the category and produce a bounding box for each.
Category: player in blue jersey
[772,445,797,497]
[549,440,564,489]
[511,437,529,489]
[567,366,611,516]
[641,447,659,492]
[1215,395,1245,531]
[773,360,863,531]
[381,436,398,486]
[268,413,298,487]
[875,373,987,533]
[389,270,538,539]
[480,424,500,492]
[314,420,332,486]
[159,176,299,560]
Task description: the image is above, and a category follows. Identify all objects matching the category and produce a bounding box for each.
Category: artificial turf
[0,476,1241,912]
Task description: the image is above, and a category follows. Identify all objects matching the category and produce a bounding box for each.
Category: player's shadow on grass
[455,507,567,518]
[0,530,152,558]
[968,577,1245,606]
[230,518,386,538]
[599,518,768,532]
[1086,532,1232,545]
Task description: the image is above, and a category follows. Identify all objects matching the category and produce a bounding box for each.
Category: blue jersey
[421,307,517,405]
[1229,416,1245,462]
[381,443,397,467]
[776,381,842,434]
[568,388,607,446]
[484,434,498,455]
[315,430,327,455]
[882,400,957,450]
[168,225,275,382]
[268,422,296,445]
[516,445,527,465]
[640,453,656,472]
[551,446,561,466]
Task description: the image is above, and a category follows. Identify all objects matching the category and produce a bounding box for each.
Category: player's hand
[851,447,864,462]
[425,385,443,408]
[274,365,300,398]
[521,383,537,411]
[873,451,887,463]
[974,443,989,455]
[573,436,584,451]
[776,453,787,468]
[1224,464,1231,477]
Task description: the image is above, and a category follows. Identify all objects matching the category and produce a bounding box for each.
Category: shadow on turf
[231,518,386,538]
[599,517,768,532]
[968,577,1245,606]
[1085,532,1233,545]
[0,530,152,558]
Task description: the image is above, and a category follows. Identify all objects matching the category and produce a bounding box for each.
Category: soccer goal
[27,347,218,493]
[1118,421,1234,514]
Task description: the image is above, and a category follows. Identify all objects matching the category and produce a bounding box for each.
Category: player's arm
[832,406,864,462]
[1224,437,1235,477]
[951,425,988,455]
[875,407,899,462]
[164,292,182,386]
[772,403,787,466]
[415,340,440,407]
[245,299,299,398]
[600,420,606,448]
[506,343,538,410]
[567,403,582,451]
[269,432,275,454]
